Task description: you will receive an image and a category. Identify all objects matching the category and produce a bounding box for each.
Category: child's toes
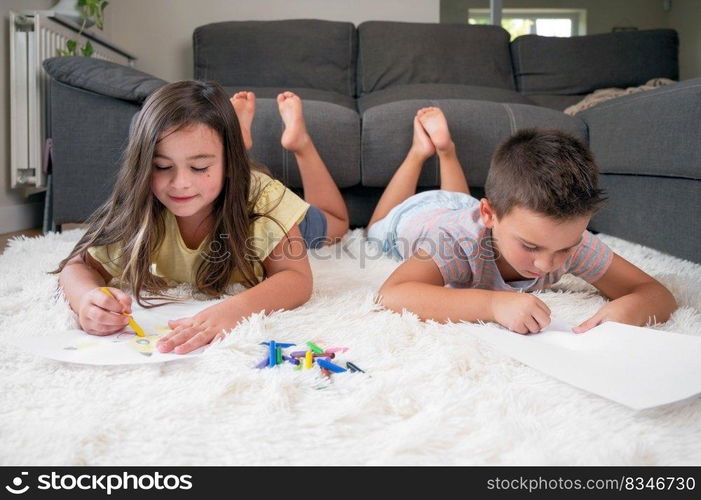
[414,116,428,134]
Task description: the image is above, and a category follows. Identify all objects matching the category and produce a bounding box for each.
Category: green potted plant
[55,0,109,57]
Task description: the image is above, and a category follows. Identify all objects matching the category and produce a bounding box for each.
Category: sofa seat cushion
[223,86,356,111]
[524,94,586,112]
[361,99,586,188]
[357,83,534,113]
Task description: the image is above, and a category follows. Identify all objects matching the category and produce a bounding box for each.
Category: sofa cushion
[511,29,679,95]
[223,86,356,111]
[357,83,534,113]
[579,78,701,180]
[43,56,167,103]
[194,20,357,96]
[526,94,587,111]
[357,22,514,95]
[361,99,587,188]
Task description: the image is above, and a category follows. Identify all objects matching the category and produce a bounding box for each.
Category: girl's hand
[156,225,312,355]
[157,301,233,354]
[78,287,132,335]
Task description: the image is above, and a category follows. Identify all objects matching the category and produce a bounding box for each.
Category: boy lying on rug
[368,107,677,334]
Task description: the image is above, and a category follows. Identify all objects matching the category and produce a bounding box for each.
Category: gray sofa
[43,20,700,263]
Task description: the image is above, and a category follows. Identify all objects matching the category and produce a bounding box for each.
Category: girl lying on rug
[368,107,677,335]
[52,81,347,355]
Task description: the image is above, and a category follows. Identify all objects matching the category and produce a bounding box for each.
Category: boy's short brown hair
[485,128,607,219]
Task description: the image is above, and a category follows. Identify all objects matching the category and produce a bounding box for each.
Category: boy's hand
[573,300,642,333]
[490,291,551,334]
[157,301,233,354]
[78,287,132,335]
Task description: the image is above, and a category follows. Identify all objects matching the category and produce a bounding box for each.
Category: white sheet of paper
[12,299,222,365]
[467,319,701,410]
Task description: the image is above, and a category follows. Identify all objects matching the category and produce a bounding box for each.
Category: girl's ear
[479,198,497,228]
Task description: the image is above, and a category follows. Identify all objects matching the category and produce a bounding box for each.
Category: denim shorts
[298,205,328,249]
[367,190,475,260]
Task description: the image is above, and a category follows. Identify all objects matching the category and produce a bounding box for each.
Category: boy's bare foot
[277,91,311,152]
[417,107,454,153]
[410,113,436,159]
[230,91,255,150]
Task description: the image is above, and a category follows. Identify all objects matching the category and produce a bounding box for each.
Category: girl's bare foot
[410,113,436,159]
[277,91,311,152]
[230,91,255,150]
[417,107,454,153]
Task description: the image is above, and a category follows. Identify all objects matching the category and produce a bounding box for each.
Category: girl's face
[151,123,225,222]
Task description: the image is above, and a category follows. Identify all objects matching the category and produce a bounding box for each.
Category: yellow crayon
[99,287,145,337]
[304,350,313,370]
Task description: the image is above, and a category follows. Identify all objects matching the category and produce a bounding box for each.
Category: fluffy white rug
[1,228,700,465]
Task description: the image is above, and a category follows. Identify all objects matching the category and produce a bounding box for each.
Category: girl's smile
[168,194,198,203]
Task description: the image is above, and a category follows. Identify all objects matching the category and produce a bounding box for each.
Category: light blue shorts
[367,190,475,260]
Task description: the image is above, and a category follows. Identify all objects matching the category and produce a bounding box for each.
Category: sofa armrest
[43,56,167,103]
[49,79,140,225]
[581,78,701,263]
[579,78,701,181]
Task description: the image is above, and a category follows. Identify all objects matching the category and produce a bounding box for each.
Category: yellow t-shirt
[87,171,309,285]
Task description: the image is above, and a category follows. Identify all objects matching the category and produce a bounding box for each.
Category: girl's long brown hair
[51,80,275,307]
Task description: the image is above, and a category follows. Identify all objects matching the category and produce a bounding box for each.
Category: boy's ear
[479,198,497,228]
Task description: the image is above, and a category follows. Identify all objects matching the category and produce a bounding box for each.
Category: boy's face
[480,199,590,279]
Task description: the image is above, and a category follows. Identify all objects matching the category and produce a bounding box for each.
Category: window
[469,9,587,40]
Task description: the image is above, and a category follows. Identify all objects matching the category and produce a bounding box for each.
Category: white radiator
[9,11,135,192]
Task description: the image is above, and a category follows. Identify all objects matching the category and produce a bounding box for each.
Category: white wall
[104,0,440,82]
[1,0,53,234]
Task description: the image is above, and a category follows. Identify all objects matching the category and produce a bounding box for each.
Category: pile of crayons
[256,340,365,376]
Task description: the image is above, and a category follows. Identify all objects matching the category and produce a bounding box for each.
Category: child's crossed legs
[367,107,470,230]
[231,91,350,246]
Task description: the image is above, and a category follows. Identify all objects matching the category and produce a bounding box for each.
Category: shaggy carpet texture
[1,229,700,465]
